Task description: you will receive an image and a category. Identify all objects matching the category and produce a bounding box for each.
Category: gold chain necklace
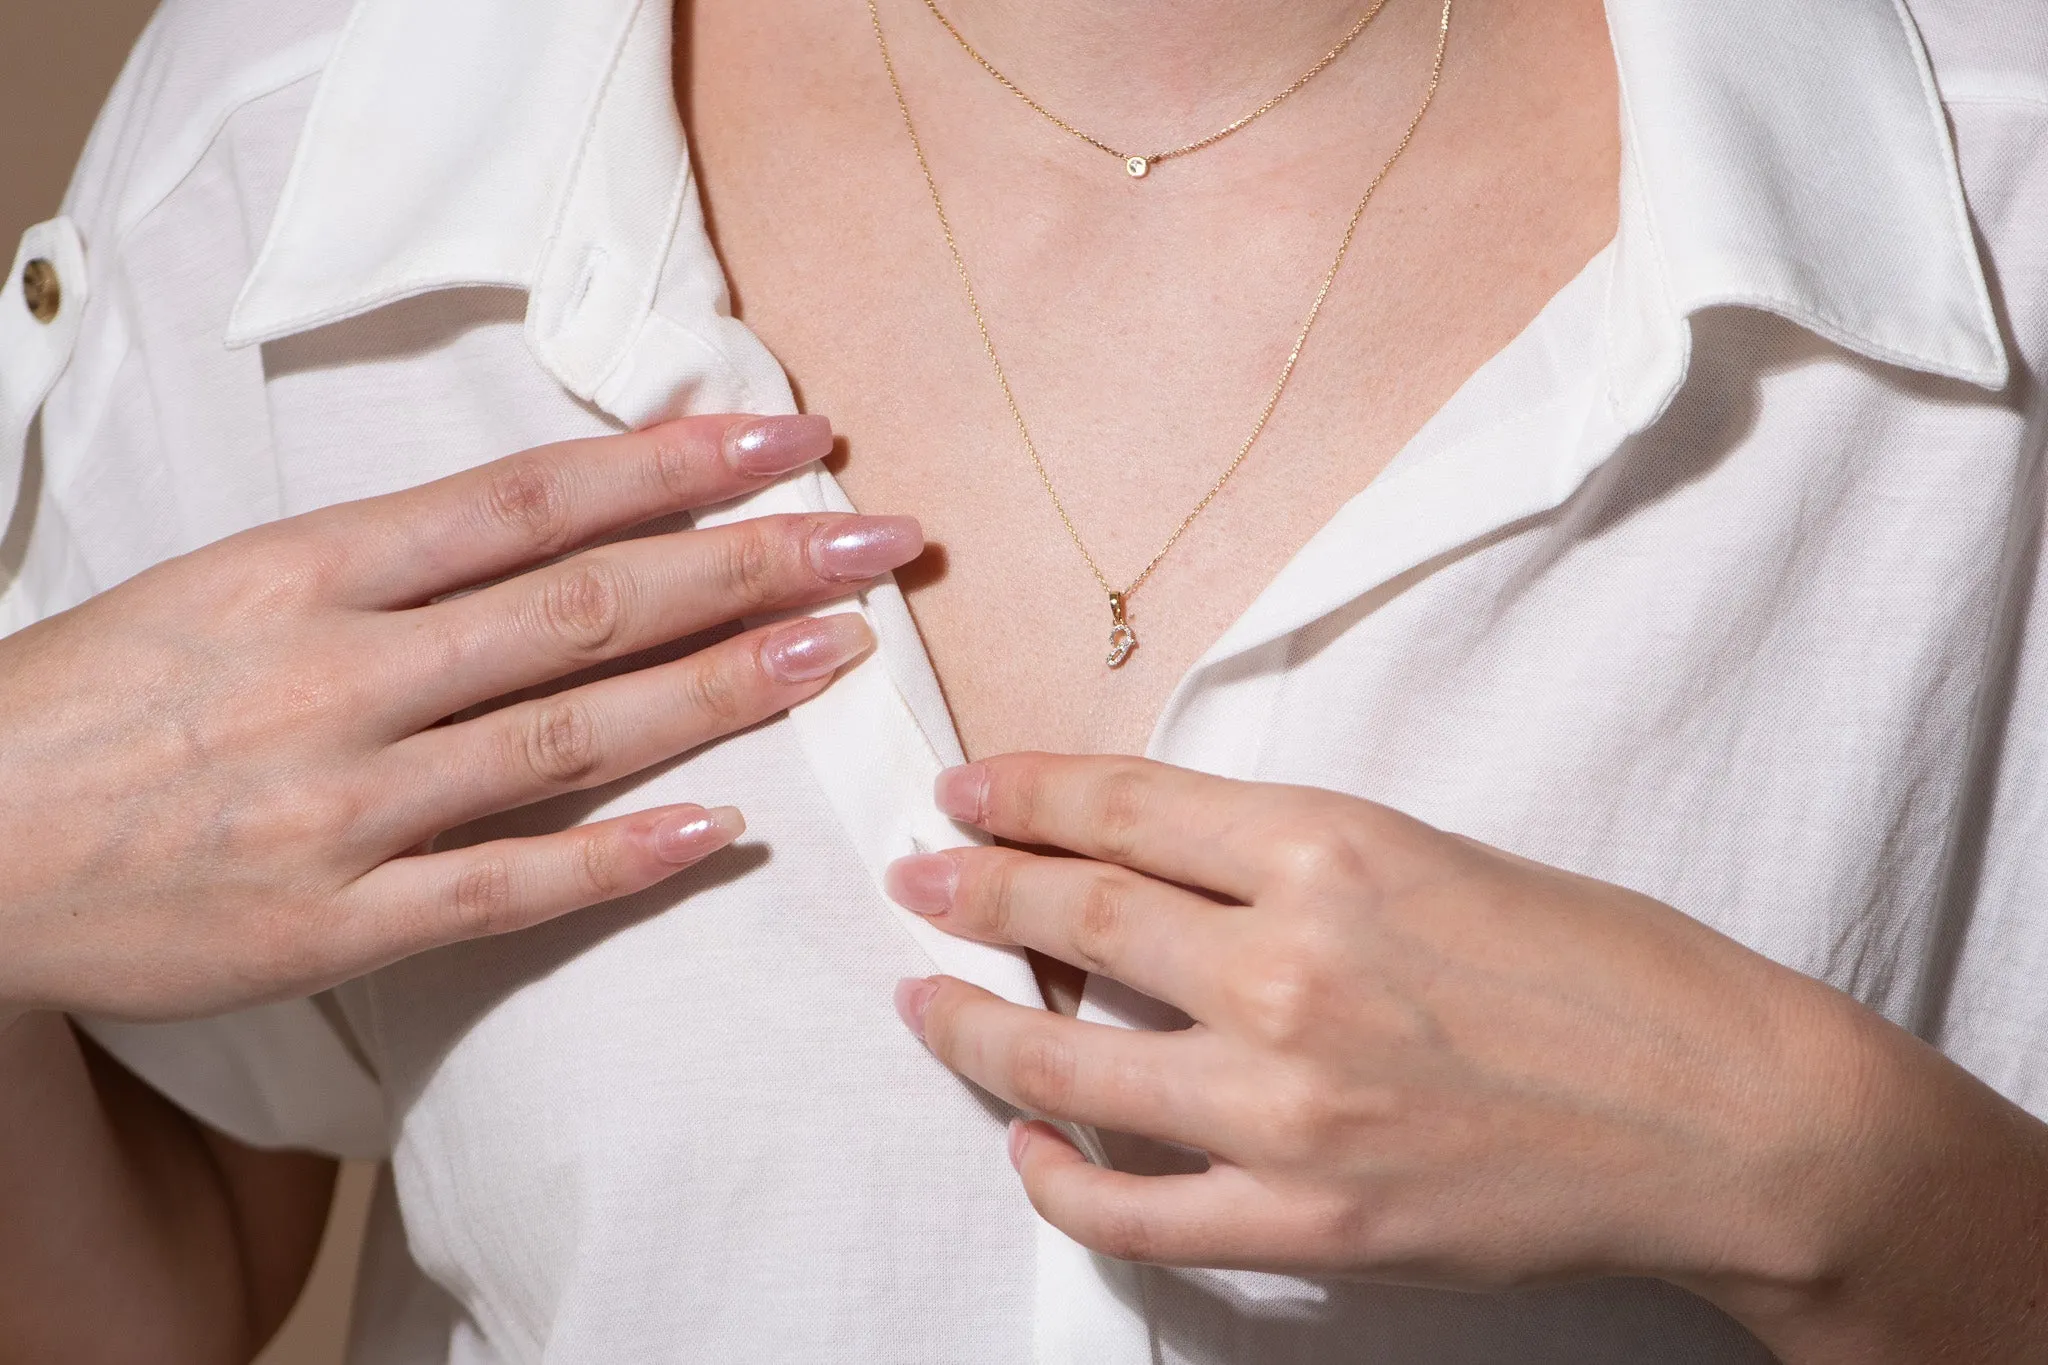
[868,0,1452,669]
[922,0,1392,179]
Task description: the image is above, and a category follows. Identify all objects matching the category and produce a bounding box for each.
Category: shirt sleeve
[0,24,391,1161]
[77,1003,390,1159]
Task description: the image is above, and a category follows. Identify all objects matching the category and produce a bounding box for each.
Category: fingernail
[1007,1118,1031,1170]
[652,805,745,864]
[934,763,988,824]
[808,515,924,582]
[761,613,874,683]
[894,977,939,1040]
[884,853,959,915]
[724,414,832,477]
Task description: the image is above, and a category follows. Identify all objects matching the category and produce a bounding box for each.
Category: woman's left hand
[883,754,2048,1364]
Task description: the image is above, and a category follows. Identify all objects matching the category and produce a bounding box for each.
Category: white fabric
[5,0,2048,1360]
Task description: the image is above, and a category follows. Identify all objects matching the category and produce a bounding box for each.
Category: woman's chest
[677,0,1618,757]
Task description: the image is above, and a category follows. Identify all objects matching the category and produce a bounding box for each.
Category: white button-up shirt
[5,0,2047,1360]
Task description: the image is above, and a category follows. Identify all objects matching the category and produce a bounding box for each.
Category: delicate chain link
[921,0,1394,168]
[868,0,1453,604]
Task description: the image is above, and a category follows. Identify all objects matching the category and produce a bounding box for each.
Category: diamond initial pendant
[1105,592,1138,668]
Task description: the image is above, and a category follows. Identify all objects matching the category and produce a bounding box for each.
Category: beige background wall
[2,2,374,1361]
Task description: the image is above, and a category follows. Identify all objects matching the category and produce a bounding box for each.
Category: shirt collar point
[1603,0,2009,403]
[222,288,290,351]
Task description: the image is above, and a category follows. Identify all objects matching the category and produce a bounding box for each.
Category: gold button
[22,258,60,324]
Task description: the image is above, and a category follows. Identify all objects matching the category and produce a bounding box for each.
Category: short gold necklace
[868,0,1452,669]
[922,0,1391,179]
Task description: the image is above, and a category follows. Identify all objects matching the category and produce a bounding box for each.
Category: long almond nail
[652,805,745,864]
[725,414,832,477]
[761,613,874,683]
[809,516,923,582]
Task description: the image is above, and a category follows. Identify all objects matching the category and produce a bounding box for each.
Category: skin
[0,414,917,1360]
[888,754,2048,1362]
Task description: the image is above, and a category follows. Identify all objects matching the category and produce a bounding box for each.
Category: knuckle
[1266,816,1369,889]
[288,533,355,601]
[647,432,702,505]
[716,522,788,612]
[1090,1194,1159,1264]
[278,783,368,850]
[676,651,752,729]
[268,659,357,729]
[211,780,361,860]
[1087,766,1153,863]
[1258,1069,1340,1163]
[521,699,603,788]
[992,755,1049,833]
[415,612,480,696]
[966,855,1021,939]
[1232,947,1331,1048]
[536,559,628,660]
[222,536,330,616]
[449,857,518,939]
[576,828,627,902]
[1070,873,1131,974]
[484,457,575,557]
[1008,1026,1079,1115]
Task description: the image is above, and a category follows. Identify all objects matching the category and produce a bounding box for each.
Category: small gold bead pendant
[1125,155,1149,178]
[1105,592,1138,668]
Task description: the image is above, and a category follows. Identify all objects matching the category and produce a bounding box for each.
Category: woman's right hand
[0,413,908,1024]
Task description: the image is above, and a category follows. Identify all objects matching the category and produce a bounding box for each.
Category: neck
[941,0,1397,133]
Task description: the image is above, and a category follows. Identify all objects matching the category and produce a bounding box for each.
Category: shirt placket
[606,325,1158,1361]
[0,217,90,633]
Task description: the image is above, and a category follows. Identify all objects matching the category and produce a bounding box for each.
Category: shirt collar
[227,0,2009,420]
[225,0,696,407]
[1601,0,2008,429]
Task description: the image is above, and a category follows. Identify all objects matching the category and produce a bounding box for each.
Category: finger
[898,975,1217,1149]
[885,847,1230,1017]
[1008,1121,1334,1270]
[311,414,834,607]
[373,614,872,842]
[936,753,1302,901]
[339,803,744,964]
[401,512,918,721]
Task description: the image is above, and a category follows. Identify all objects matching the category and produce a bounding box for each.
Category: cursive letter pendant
[1105,592,1138,669]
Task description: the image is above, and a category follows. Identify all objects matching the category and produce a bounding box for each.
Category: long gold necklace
[922,0,1392,179]
[868,0,1452,669]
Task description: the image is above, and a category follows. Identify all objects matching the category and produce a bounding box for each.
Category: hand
[0,414,915,1023]
[885,754,2048,1363]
